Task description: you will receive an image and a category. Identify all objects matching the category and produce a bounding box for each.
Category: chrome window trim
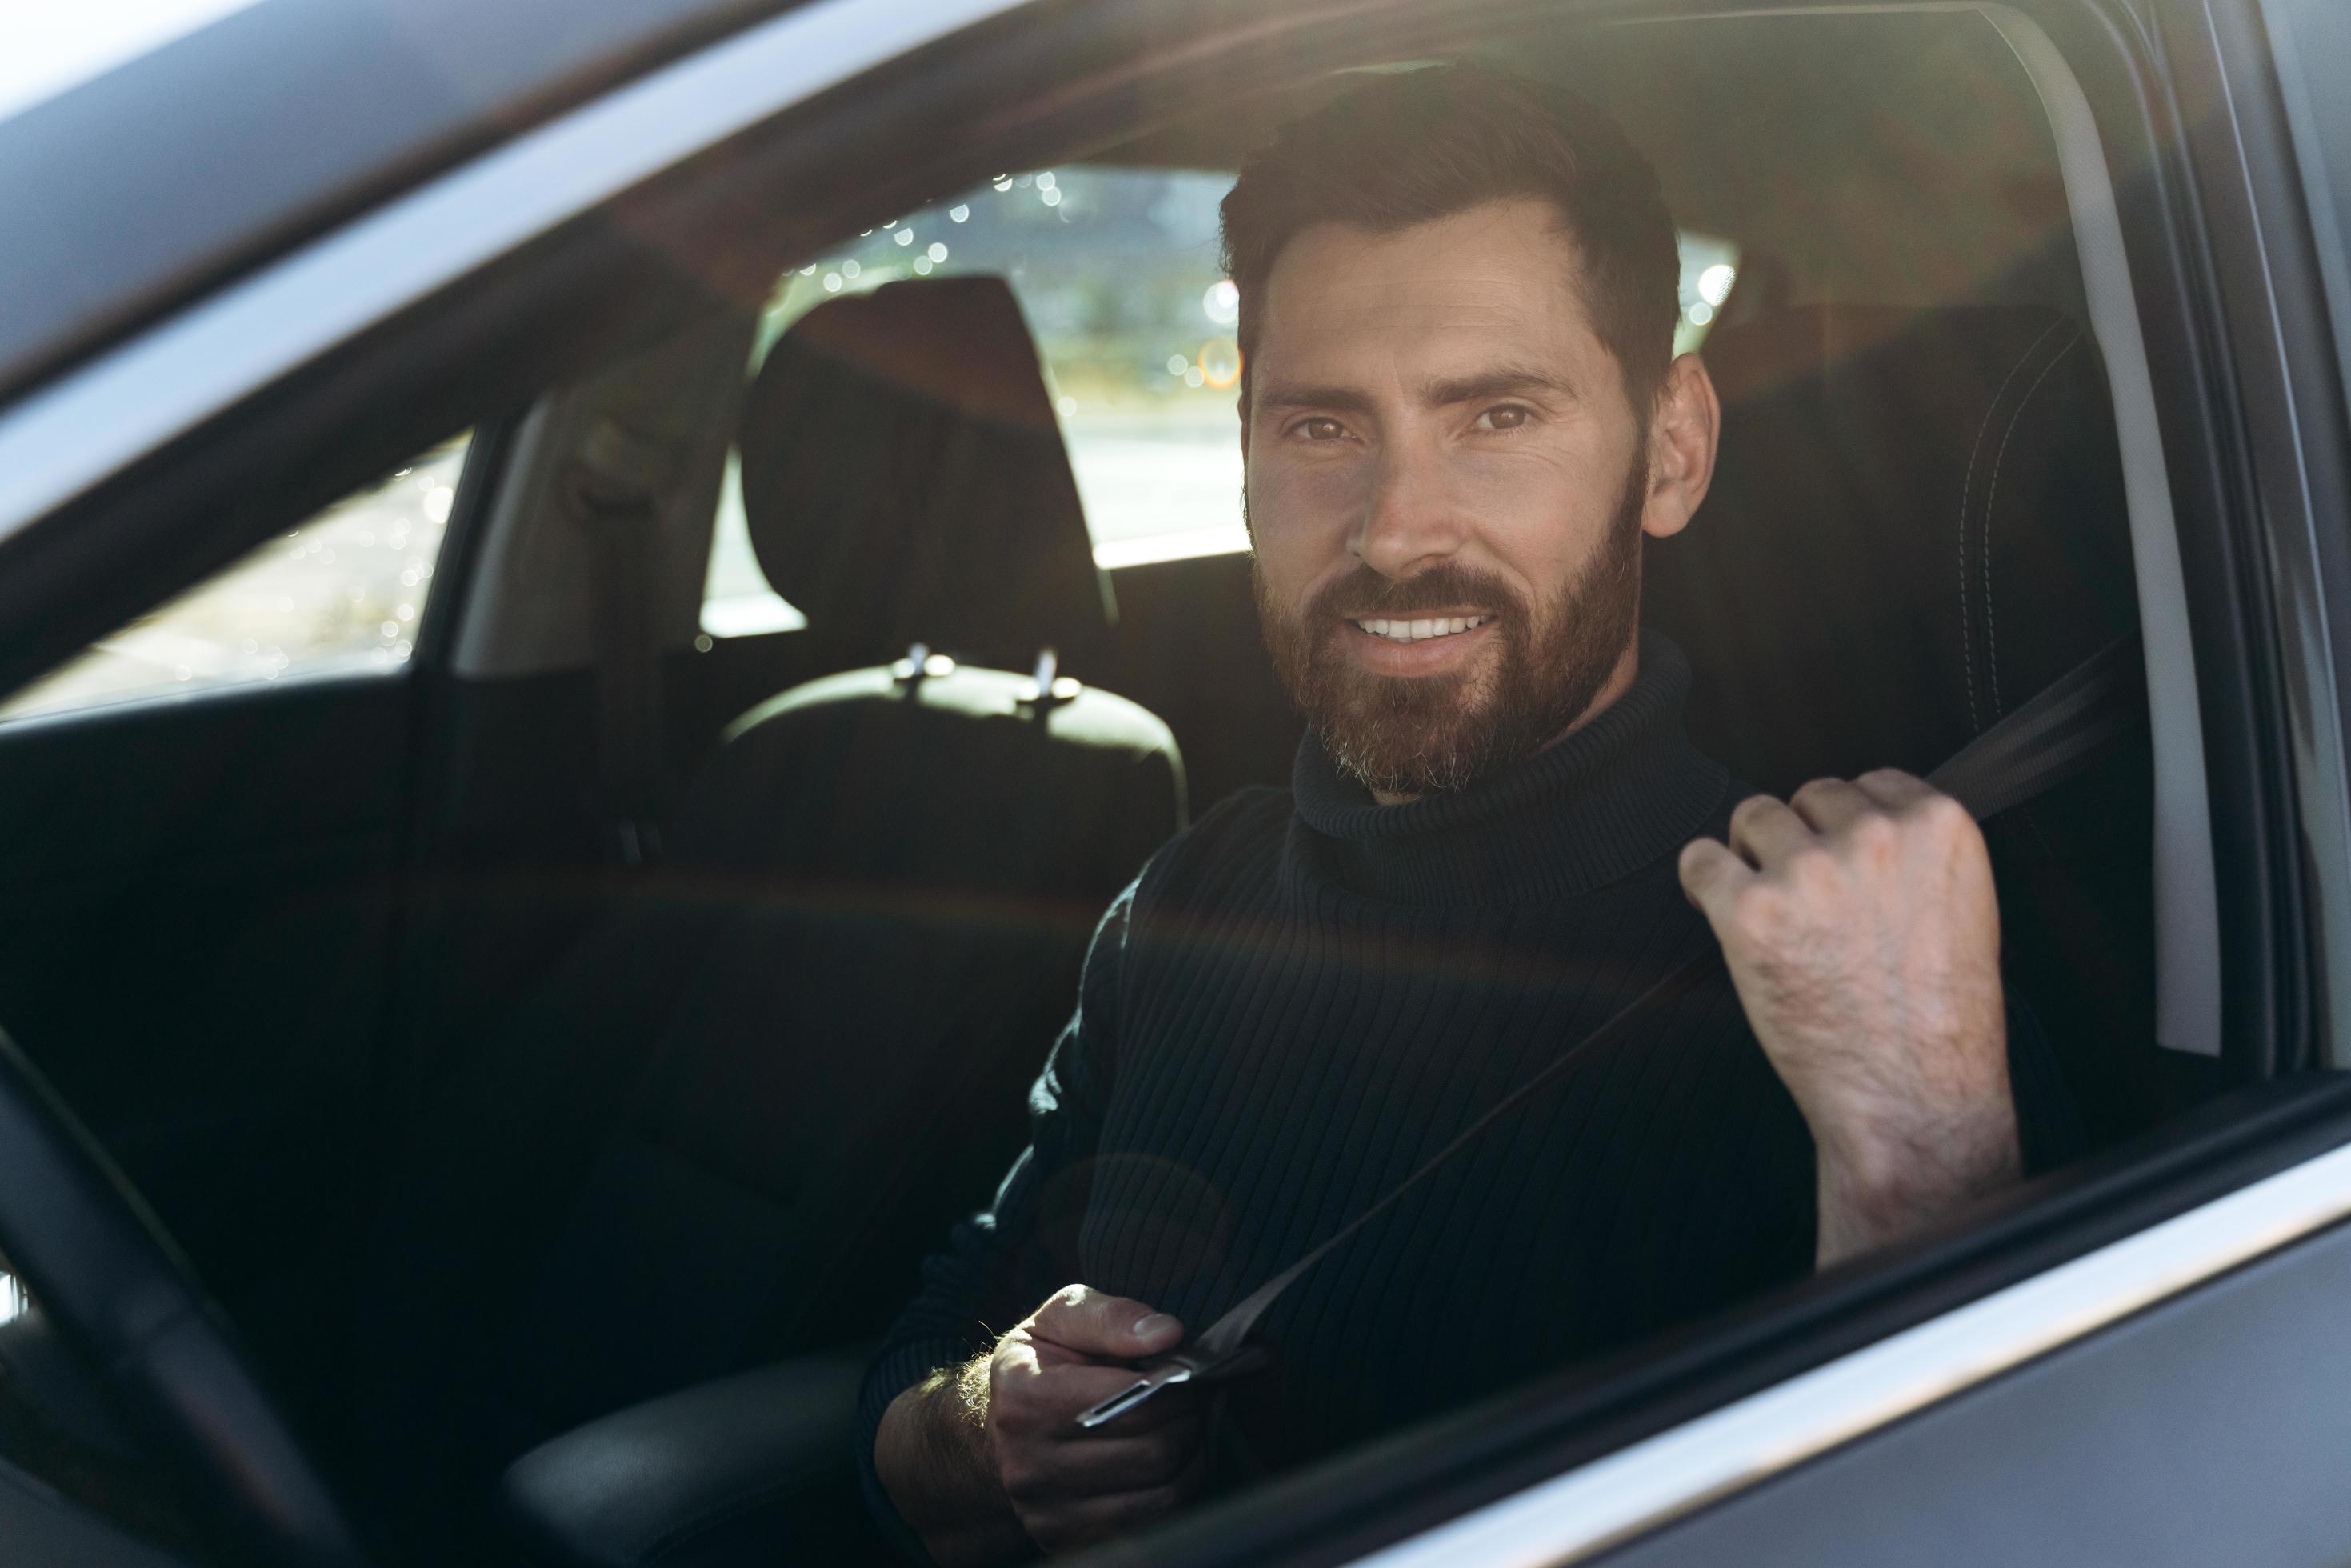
[1350,1138,2351,1568]
[0,0,1033,542]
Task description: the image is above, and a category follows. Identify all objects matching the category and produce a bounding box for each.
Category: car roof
[0,0,790,409]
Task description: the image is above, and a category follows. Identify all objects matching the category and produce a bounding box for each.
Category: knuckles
[1725,882,1793,945]
[994,1447,1042,1497]
[1109,1483,1185,1524]
[1788,776,1845,813]
[1910,790,1981,847]
[1844,810,1903,866]
[1032,1282,1091,1328]
[1783,844,1842,900]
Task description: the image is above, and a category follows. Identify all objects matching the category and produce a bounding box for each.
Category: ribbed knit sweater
[854,632,2080,1546]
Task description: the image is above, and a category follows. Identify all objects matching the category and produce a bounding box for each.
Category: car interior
[0,3,2288,1566]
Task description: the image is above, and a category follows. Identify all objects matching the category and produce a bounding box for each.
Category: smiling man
[861,65,2080,1565]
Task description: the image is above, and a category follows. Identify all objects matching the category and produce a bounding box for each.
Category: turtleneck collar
[1288,630,1730,906]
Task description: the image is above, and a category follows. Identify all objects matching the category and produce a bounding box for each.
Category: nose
[1350,428,1465,579]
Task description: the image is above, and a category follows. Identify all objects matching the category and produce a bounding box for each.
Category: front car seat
[346,278,1183,1560]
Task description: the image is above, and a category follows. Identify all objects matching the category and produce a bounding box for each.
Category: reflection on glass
[0,434,471,720]
[1676,232,1740,353]
[698,170,1742,608]
[748,167,1251,574]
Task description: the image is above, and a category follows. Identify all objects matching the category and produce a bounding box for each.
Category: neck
[1369,636,1645,807]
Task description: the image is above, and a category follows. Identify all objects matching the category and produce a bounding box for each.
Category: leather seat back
[739,274,1115,675]
[350,278,1182,1558]
[1645,303,2155,1146]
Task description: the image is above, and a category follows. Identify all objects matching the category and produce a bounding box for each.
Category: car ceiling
[1098,10,2088,321]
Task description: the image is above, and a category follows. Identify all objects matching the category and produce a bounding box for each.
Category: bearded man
[858,63,2081,1565]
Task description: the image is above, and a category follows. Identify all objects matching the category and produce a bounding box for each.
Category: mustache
[1307,562,1527,623]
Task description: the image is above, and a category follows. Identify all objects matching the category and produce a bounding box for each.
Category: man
[859,64,2079,1564]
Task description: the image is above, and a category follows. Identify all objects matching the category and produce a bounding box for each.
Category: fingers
[1008,1417,1206,1497]
[1028,1284,1185,1361]
[993,1286,1197,1439]
[1787,775,1874,835]
[1685,773,1955,929]
[1059,1376,1202,1436]
[1725,792,1814,866]
[1020,1449,1210,1554]
[1677,834,1753,920]
[1852,766,1938,813]
[998,1363,1201,1440]
[994,1355,1172,1419]
[1698,772,1961,887]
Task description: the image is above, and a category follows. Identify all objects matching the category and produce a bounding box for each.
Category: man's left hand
[1678,769,2021,1266]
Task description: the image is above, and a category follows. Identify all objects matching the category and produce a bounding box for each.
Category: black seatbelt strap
[567,417,675,869]
[1078,634,2145,1429]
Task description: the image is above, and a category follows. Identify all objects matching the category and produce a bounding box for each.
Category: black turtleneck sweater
[855,633,2080,1541]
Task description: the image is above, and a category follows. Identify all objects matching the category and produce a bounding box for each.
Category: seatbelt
[1078,634,2145,1429]
[566,417,676,869]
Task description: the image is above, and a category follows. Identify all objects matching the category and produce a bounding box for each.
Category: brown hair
[1219,64,1680,415]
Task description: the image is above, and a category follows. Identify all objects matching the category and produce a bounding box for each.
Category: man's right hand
[874,1284,1208,1564]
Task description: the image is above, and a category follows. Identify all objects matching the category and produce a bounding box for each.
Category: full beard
[1255,454,1648,798]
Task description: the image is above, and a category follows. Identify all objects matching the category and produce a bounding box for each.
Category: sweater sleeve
[851,878,1135,1558]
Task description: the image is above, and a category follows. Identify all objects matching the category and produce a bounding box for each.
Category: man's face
[1243,198,1673,798]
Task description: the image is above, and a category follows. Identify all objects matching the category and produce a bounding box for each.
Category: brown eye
[1478,405,1530,431]
[1301,417,1346,441]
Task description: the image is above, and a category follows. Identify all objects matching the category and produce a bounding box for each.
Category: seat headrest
[738,276,1111,671]
[1645,304,2141,796]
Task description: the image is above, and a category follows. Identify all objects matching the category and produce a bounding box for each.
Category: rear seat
[349,277,1183,1558]
[1645,302,2158,1147]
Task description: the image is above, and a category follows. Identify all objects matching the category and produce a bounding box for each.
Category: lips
[1347,614,1492,644]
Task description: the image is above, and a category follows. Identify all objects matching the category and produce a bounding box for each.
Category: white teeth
[1350,614,1490,644]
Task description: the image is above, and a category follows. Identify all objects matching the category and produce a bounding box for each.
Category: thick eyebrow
[1251,367,1577,417]
[1251,382,1380,417]
[1422,366,1578,407]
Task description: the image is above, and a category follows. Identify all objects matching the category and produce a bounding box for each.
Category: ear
[1637,353,1720,542]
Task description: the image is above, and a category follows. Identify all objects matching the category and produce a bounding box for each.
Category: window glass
[698,169,1739,626]
[0,434,470,720]
[1676,231,1741,350]
[700,450,806,640]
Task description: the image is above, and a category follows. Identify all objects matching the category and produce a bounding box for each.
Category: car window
[0,433,470,720]
[695,163,1740,626]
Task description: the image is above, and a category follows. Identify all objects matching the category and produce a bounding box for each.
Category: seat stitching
[1981,332,2081,720]
[1957,317,2068,730]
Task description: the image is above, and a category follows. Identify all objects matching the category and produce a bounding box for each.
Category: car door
[0,0,2347,1563]
[0,430,489,1395]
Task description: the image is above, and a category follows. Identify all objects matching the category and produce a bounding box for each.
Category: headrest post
[1023,645,1082,720]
